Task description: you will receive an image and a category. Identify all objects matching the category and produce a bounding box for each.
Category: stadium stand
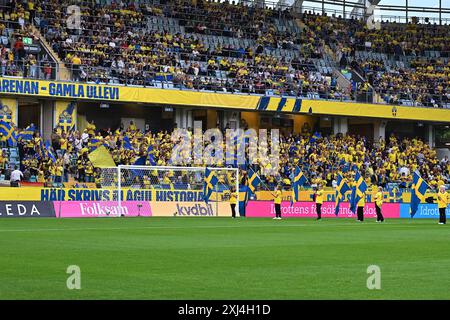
[0,0,449,191]
[0,124,446,191]
[13,0,444,106]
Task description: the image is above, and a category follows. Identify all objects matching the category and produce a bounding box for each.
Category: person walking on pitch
[315,184,324,220]
[437,185,448,225]
[273,186,282,220]
[374,186,384,222]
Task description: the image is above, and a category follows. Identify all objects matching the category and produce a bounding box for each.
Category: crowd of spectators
[35,0,349,98]
[0,0,55,79]
[301,12,450,107]
[1,121,448,191]
[4,0,450,105]
[28,0,450,105]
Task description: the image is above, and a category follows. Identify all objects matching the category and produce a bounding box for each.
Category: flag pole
[251,169,276,196]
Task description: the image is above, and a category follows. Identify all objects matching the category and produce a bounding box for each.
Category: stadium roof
[268,0,450,24]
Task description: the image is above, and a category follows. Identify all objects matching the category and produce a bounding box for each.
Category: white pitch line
[0,220,424,233]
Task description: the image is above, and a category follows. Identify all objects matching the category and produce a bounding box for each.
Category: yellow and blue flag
[0,120,18,146]
[309,131,321,143]
[45,140,57,163]
[203,168,219,203]
[88,145,116,168]
[18,124,36,141]
[123,136,133,150]
[248,168,261,194]
[89,138,103,151]
[335,173,350,215]
[410,170,429,217]
[291,166,307,205]
[350,171,367,214]
[147,146,157,166]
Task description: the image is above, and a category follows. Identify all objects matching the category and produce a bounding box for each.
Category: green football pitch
[0,217,449,300]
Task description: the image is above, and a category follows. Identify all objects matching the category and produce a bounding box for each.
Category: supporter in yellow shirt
[374,186,384,222]
[356,189,366,222]
[229,189,238,218]
[273,186,282,220]
[437,186,448,225]
[315,184,324,220]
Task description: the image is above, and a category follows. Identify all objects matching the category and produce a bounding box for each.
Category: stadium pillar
[373,120,386,141]
[175,108,183,129]
[426,124,434,148]
[187,110,193,129]
[175,109,193,129]
[333,117,348,135]
[41,100,54,141]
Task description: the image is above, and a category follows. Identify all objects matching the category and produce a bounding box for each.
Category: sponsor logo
[55,201,151,218]
[79,202,129,216]
[392,106,398,117]
[246,201,400,218]
[0,201,55,217]
[400,204,450,218]
[175,203,214,216]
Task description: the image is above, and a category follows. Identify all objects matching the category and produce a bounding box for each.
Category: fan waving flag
[335,173,350,215]
[291,166,307,206]
[247,168,261,194]
[350,171,368,214]
[45,140,57,163]
[309,131,321,143]
[19,124,36,141]
[123,136,133,150]
[410,171,429,217]
[203,168,219,203]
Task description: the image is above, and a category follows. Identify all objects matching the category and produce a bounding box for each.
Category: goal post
[113,165,239,217]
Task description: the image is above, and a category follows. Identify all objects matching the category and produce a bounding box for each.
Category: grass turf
[0,217,449,300]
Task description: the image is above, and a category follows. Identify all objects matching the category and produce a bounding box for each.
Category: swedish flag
[291,166,307,205]
[350,171,367,214]
[410,171,429,217]
[0,120,18,146]
[247,168,261,194]
[309,131,321,143]
[89,138,102,151]
[45,140,57,163]
[147,146,157,166]
[123,136,133,150]
[203,168,219,203]
[335,173,350,215]
[19,124,36,141]
[58,102,76,133]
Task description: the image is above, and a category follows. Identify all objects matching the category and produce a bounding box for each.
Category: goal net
[99,165,239,217]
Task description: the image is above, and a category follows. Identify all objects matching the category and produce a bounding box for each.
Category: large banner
[54,100,77,132]
[246,201,401,219]
[0,201,55,218]
[0,187,205,202]
[1,78,449,122]
[54,201,151,218]
[52,201,232,217]
[255,189,431,203]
